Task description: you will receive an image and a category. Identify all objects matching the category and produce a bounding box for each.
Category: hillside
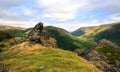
[0,26,26,31]
[44,26,93,51]
[95,23,120,46]
[0,25,94,51]
[1,22,120,72]
[0,26,27,38]
[72,23,120,46]
[72,23,120,72]
[79,39,120,72]
[0,39,100,72]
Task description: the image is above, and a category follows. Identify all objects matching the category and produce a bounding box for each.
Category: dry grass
[0,41,100,72]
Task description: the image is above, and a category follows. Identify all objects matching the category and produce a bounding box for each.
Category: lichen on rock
[28,22,56,48]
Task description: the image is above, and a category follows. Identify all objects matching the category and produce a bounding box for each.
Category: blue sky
[0,0,120,31]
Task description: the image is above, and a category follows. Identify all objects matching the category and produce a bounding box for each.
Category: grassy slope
[95,39,120,62]
[0,26,94,51]
[0,41,100,72]
[95,23,120,46]
[71,25,110,48]
[72,23,120,46]
[0,26,27,38]
[44,26,93,51]
[0,26,26,31]
[77,25,111,41]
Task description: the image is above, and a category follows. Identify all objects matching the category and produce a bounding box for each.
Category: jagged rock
[79,39,120,72]
[28,22,44,43]
[28,22,56,48]
[34,22,43,33]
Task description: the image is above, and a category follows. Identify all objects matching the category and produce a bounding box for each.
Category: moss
[97,46,120,60]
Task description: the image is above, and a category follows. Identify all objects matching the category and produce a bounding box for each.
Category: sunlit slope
[72,23,120,46]
[44,26,93,51]
[0,26,27,38]
[95,23,120,46]
[0,41,100,72]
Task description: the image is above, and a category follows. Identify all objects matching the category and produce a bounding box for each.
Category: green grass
[78,23,120,46]
[96,46,120,60]
[0,42,100,72]
[9,30,27,37]
[45,26,94,51]
[75,24,116,49]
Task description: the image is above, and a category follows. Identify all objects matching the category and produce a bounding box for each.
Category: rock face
[28,22,44,43]
[28,22,56,48]
[78,39,120,72]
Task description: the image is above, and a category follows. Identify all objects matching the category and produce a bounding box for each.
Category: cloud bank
[0,0,120,31]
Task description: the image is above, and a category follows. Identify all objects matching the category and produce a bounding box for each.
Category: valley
[0,22,120,72]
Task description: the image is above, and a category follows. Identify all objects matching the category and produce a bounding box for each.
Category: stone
[28,22,57,48]
[28,22,44,43]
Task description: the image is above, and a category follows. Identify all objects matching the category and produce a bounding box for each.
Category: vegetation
[72,23,120,48]
[9,30,27,37]
[41,37,56,48]
[1,23,120,72]
[77,25,111,41]
[0,26,27,38]
[45,26,93,51]
[0,41,100,72]
[0,31,12,41]
[96,39,120,60]
[95,23,120,46]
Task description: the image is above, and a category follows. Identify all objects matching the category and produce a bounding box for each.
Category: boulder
[28,22,44,43]
[28,22,56,48]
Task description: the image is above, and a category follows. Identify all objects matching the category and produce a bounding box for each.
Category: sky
[0,0,120,31]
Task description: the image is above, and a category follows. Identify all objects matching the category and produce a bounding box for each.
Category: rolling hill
[0,26,27,38]
[0,22,120,72]
[71,23,120,72]
[0,39,100,72]
[0,25,92,51]
[72,23,120,46]
[44,26,93,51]
[79,39,120,72]
[95,23,120,46]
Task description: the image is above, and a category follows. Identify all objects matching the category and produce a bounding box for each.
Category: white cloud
[52,16,120,32]
[0,19,36,28]
[37,0,86,22]
[0,0,120,32]
[22,9,37,18]
[51,21,101,32]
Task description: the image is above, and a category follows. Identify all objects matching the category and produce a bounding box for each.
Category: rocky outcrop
[28,22,56,48]
[80,48,115,72]
[28,22,44,43]
[77,39,120,72]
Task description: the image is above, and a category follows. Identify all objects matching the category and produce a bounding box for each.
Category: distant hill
[0,26,27,38]
[71,27,87,36]
[0,26,26,31]
[1,22,120,72]
[95,23,120,46]
[0,40,100,72]
[72,23,120,46]
[0,25,93,51]
[44,26,93,51]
